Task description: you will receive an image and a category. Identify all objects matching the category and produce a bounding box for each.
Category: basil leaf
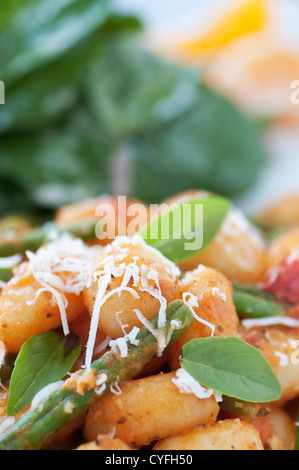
[181,337,282,403]
[139,195,230,263]
[7,331,81,416]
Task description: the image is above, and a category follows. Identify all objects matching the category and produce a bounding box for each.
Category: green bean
[220,396,270,420]
[233,289,285,318]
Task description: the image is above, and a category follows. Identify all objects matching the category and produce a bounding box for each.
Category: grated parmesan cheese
[25,233,101,336]
[274,351,289,367]
[242,316,299,329]
[84,235,180,367]
[109,326,140,359]
[0,254,22,269]
[211,287,227,302]
[181,292,215,337]
[216,208,266,270]
[219,208,265,249]
[31,380,64,412]
[0,417,15,437]
[172,368,222,402]
[178,265,207,289]
[95,373,108,395]
[64,400,75,414]
[110,383,122,395]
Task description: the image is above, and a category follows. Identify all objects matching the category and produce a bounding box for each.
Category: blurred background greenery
[1,0,296,220]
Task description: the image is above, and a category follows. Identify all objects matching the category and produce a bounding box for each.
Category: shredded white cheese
[0,417,15,437]
[0,254,22,269]
[84,235,180,367]
[109,326,140,359]
[95,373,108,395]
[216,208,266,270]
[64,400,75,414]
[179,265,207,289]
[220,208,265,249]
[172,368,222,402]
[182,292,215,337]
[241,316,299,329]
[106,426,116,439]
[110,383,122,395]
[274,351,289,367]
[25,233,101,336]
[31,380,64,412]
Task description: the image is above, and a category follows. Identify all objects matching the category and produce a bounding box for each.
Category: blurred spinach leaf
[0,110,114,211]
[0,0,111,83]
[87,38,199,139]
[0,43,99,131]
[130,85,266,203]
[0,177,33,214]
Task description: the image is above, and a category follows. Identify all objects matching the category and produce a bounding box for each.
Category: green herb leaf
[7,331,81,416]
[132,86,265,203]
[87,38,199,140]
[0,0,111,83]
[139,194,230,263]
[0,109,113,210]
[181,337,282,403]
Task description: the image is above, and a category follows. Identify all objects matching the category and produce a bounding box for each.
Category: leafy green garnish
[139,194,230,263]
[7,331,81,416]
[181,337,282,403]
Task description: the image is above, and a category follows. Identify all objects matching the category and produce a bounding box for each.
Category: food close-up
[0,0,299,452]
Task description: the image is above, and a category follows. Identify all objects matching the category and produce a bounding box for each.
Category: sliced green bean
[233,289,285,318]
[220,396,270,420]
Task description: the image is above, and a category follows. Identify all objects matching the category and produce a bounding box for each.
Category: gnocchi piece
[153,419,264,450]
[0,262,86,353]
[267,227,299,268]
[83,236,179,339]
[258,194,299,229]
[231,407,296,451]
[261,229,299,304]
[162,191,268,283]
[55,195,150,245]
[181,208,267,283]
[242,325,299,405]
[76,435,133,450]
[83,372,220,447]
[267,407,295,451]
[168,265,238,369]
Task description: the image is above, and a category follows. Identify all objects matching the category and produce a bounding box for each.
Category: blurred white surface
[115,0,299,216]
